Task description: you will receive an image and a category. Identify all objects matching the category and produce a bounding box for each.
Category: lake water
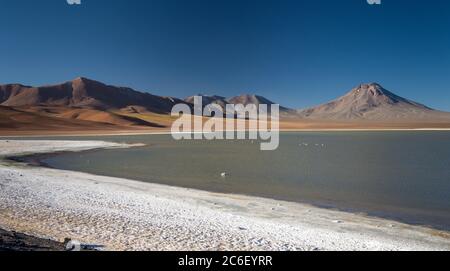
[23,132,450,230]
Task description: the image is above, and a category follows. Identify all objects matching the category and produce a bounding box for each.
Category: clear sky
[1,0,449,110]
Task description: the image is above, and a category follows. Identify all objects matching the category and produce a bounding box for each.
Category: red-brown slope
[0,77,185,113]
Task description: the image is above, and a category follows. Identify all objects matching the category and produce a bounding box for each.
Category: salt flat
[0,140,449,251]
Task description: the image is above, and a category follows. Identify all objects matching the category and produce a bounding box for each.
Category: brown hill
[0,77,184,113]
[0,106,124,131]
[297,83,450,122]
[0,77,182,131]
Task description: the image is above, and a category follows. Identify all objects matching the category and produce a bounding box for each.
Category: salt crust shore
[2,128,450,138]
[0,140,449,251]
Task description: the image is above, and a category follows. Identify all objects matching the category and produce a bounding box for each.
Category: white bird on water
[221,172,228,178]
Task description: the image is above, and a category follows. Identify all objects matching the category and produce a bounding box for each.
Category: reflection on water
[23,132,450,230]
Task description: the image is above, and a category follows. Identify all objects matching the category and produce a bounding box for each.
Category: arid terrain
[1,78,450,135]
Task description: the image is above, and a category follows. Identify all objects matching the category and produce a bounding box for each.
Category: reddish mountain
[0,77,184,113]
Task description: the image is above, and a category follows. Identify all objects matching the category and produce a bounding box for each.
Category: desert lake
[12,132,450,231]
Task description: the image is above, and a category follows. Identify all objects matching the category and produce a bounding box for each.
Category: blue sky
[0,0,449,110]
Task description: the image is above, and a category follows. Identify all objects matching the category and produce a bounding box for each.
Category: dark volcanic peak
[72,76,94,83]
[297,83,449,121]
[185,94,292,112]
[185,94,276,106]
[227,94,276,106]
[227,94,292,112]
[185,94,228,105]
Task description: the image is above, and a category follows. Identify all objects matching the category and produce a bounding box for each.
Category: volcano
[297,83,450,121]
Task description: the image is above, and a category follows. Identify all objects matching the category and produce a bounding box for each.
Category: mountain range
[1,77,449,133]
[184,94,292,115]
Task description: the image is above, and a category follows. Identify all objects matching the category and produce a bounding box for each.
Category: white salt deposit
[0,140,449,251]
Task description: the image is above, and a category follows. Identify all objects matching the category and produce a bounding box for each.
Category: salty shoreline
[1,140,450,251]
[2,127,450,138]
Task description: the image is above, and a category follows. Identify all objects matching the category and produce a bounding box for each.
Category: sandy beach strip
[0,140,449,251]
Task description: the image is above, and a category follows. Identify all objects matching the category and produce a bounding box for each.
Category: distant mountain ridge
[1,78,450,132]
[184,94,292,113]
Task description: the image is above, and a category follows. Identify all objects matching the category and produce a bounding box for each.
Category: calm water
[19,132,450,230]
